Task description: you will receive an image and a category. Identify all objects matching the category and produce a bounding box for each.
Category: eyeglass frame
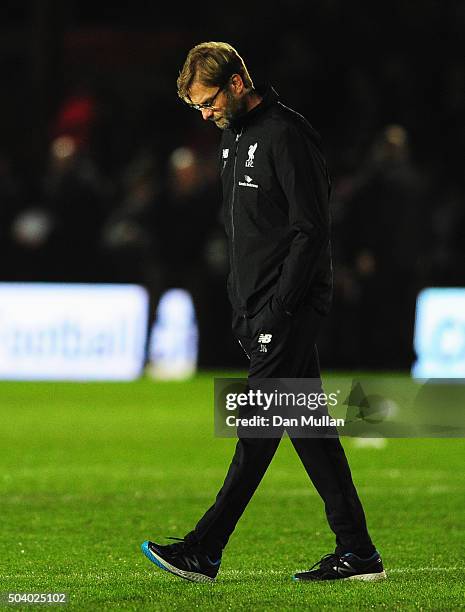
[185,76,232,111]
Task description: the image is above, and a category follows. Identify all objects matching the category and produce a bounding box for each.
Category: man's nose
[201,108,214,121]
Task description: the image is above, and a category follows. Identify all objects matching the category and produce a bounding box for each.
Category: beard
[212,89,249,130]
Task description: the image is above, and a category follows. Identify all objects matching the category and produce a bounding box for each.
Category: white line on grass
[219,567,463,577]
[388,567,463,574]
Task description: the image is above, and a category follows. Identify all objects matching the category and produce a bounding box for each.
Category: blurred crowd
[1,0,464,370]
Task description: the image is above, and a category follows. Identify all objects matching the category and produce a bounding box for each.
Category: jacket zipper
[237,337,250,360]
[231,129,243,308]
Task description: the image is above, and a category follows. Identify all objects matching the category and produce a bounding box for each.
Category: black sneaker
[293,551,386,581]
[141,538,221,583]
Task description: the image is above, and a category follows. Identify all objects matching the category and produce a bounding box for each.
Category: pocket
[256,295,291,333]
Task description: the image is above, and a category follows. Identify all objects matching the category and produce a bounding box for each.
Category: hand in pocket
[259,295,292,331]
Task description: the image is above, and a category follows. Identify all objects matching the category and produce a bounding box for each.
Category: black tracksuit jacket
[220,85,333,320]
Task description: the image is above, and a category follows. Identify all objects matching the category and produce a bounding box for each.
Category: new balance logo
[185,555,201,571]
[334,565,354,575]
[258,333,272,353]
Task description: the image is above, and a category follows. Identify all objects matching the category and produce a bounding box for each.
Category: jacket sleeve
[273,122,331,314]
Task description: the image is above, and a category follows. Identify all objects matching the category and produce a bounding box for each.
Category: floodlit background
[0,3,464,610]
[1,0,464,370]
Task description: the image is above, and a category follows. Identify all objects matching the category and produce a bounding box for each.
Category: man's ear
[230,74,245,95]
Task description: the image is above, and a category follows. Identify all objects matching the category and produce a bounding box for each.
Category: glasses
[186,79,229,111]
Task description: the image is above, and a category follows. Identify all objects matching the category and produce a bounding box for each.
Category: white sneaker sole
[294,570,387,582]
[344,570,387,581]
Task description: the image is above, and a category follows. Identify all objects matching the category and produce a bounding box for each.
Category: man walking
[141,41,385,583]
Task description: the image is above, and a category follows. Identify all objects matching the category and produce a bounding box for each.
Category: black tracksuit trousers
[185,303,375,558]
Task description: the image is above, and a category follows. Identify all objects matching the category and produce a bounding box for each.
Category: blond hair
[177,41,254,102]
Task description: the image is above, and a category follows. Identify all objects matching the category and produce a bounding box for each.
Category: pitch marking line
[220,567,462,577]
[388,567,462,574]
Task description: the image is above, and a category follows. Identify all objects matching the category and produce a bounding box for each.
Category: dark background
[1,0,464,369]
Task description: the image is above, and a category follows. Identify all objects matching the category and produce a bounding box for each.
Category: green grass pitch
[0,373,464,610]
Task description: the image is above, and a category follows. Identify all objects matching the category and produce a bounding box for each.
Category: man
[141,41,385,583]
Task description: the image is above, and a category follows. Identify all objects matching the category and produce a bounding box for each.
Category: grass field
[0,373,464,610]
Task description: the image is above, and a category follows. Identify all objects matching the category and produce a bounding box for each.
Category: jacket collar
[230,84,278,133]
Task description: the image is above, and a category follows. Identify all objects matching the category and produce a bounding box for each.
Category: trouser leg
[254,309,374,556]
[290,435,374,556]
[279,311,374,555]
[276,308,374,555]
[185,436,281,556]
